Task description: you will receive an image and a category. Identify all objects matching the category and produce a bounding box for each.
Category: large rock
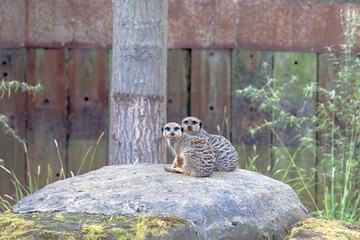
[13,164,308,240]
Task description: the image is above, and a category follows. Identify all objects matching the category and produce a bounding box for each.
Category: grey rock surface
[14,164,308,240]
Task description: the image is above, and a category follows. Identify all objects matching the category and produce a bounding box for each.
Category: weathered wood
[0,0,358,52]
[109,0,168,165]
[70,0,112,47]
[166,49,190,122]
[190,49,231,136]
[26,49,67,188]
[273,51,317,210]
[273,52,317,147]
[318,54,336,105]
[0,0,25,47]
[167,0,352,52]
[231,50,273,173]
[166,49,190,163]
[0,49,26,199]
[317,53,339,209]
[67,49,108,175]
[26,0,73,47]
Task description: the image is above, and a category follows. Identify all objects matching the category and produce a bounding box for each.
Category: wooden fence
[0,47,336,210]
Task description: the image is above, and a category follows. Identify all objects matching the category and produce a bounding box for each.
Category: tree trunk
[109,0,168,165]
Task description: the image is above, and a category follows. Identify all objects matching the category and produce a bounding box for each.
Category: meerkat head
[181,116,203,133]
[162,122,184,139]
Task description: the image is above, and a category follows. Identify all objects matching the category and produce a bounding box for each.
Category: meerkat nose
[170,132,175,136]
[187,126,192,130]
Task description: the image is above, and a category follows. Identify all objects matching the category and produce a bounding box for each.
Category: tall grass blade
[78,146,93,175]
[264,119,320,213]
[54,139,66,179]
[89,132,104,172]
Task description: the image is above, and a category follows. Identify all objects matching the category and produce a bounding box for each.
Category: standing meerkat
[182,116,238,172]
[162,122,215,177]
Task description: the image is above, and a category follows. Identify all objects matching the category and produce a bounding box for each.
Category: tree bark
[109,0,168,164]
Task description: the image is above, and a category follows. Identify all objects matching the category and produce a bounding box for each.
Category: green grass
[235,8,360,225]
[0,79,43,143]
[0,132,104,212]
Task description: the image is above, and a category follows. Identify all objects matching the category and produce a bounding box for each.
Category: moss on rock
[285,218,360,240]
[0,211,187,240]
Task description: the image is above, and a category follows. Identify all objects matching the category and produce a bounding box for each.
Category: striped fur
[182,117,238,172]
[163,122,215,177]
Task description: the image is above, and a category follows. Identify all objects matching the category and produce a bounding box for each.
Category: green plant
[235,8,360,225]
[0,79,43,142]
[0,133,105,212]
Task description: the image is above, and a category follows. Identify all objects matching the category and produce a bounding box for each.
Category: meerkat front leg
[164,166,184,174]
[170,156,178,168]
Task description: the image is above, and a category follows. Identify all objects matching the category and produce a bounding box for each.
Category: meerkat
[162,122,215,177]
[182,116,238,172]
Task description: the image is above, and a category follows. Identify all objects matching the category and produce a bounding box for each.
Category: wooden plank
[168,0,215,48]
[0,0,357,51]
[166,49,190,163]
[231,50,273,173]
[166,49,190,123]
[167,0,354,53]
[70,0,112,47]
[190,49,231,136]
[317,53,338,210]
[67,49,108,176]
[0,49,26,199]
[26,49,67,188]
[0,0,25,47]
[273,51,317,211]
[26,0,73,47]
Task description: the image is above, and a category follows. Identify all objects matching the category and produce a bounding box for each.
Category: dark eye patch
[174,127,180,131]
[183,120,188,125]
[191,121,197,125]
[165,127,170,131]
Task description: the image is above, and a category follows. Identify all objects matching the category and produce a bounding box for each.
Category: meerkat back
[182,135,215,177]
[207,135,238,172]
[182,116,238,172]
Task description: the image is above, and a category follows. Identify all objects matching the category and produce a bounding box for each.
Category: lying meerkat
[182,116,238,172]
[162,122,215,177]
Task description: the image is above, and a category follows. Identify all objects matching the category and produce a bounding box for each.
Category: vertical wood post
[0,49,26,198]
[273,51,317,211]
[190,49,231,136]
[231,50,273,172]
[26,49,67,188]
[67,49,108,175]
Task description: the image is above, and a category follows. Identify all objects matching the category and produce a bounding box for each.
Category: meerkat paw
[164,166,186,174]
[164,166,181,173]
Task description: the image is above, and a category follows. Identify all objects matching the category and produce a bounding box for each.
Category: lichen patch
[285,218,360,240]
[0,211,187,240]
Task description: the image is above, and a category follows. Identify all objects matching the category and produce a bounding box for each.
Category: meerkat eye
[183,120,188,125]
[165,127,170,131]
[174,127,180,131]
[192,121,197,125]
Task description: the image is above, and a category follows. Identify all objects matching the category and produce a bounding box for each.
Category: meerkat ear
[200,121,203,128]
[181,127,184,133]
[161,127,164,132]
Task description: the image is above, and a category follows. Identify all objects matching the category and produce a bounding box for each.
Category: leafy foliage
[235,8,360,224]
[0,79,43,142]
